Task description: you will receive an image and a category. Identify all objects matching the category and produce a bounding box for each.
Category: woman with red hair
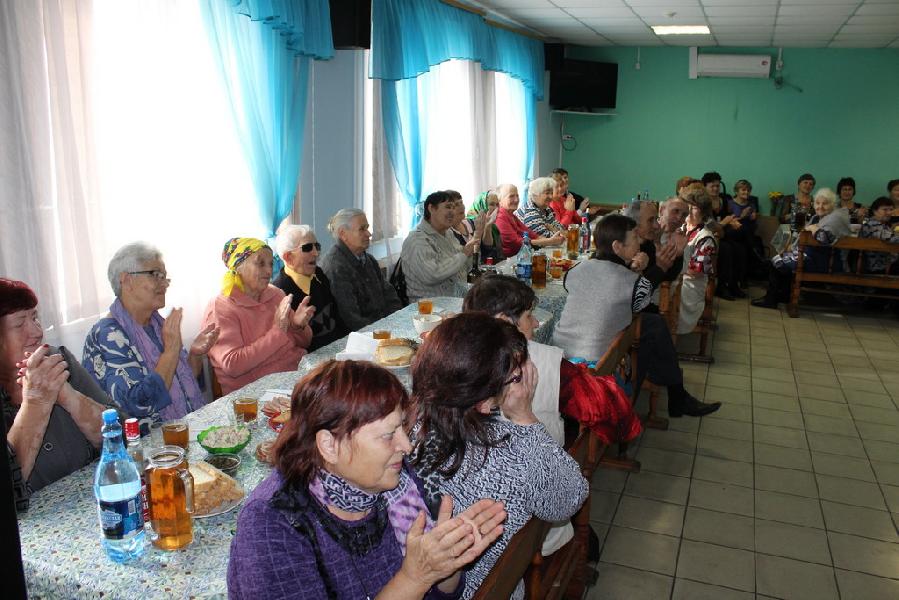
[227,359,506,599]
[1,279,116,512]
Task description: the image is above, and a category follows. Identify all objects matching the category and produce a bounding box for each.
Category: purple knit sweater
[227,470,463,600]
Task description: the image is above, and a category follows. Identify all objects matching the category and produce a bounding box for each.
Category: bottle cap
[102,409,119,425]
[124,418,140,440]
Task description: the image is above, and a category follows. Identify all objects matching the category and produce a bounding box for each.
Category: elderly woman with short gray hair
[319,208,403,330]
[518,177,566,242]
[273,224,348,351]
[82,242,220,420]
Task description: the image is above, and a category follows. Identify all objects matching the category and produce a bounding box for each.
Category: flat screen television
[549,59,618,111]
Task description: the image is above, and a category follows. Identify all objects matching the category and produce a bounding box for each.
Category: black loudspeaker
[330,0,371,50]
[544,42,565,72]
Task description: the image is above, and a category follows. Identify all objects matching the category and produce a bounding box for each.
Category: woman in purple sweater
[227,360,506,600]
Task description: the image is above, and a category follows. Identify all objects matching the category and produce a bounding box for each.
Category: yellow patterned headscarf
[221,237,269,296]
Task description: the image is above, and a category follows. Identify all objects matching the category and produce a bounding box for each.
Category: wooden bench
[788,231,899,317]
[472,318,642,600]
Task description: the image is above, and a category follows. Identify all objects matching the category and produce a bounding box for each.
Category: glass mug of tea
[233,397,258,424]
[146,446,194,551]
[161,421,189,450]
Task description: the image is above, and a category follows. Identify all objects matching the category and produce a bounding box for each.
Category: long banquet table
[18,297,554,599]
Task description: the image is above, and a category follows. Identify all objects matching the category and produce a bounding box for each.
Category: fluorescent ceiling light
[652,25,711,35]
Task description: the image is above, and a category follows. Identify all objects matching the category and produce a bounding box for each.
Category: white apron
[677,227,716,335]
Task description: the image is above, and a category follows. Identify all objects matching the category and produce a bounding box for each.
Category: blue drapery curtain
[202,0,334,236]
[371,0,544,227]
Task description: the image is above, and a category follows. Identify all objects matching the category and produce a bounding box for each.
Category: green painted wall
[558,46,899,213]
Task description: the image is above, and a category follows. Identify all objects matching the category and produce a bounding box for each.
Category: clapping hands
[401,496,506,590]
[190,322,220,356]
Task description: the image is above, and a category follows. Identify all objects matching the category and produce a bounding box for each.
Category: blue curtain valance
[229,0,334,59]
[370,0,544,100]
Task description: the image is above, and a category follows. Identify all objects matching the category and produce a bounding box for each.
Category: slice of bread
[189,461,244,515]
[375,339,415,366]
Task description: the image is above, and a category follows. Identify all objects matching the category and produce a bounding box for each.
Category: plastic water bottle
[516,233,533,283]
[579,217,591,254]
[94,409,145,563]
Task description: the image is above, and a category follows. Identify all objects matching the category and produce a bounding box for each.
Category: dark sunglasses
[299,242,321,253]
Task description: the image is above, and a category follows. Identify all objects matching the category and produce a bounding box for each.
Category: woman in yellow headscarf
[201,237,315,395]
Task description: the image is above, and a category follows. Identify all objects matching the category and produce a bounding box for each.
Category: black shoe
[732,287,747,299]
[669,395,721,418]
[751,297,778,309]
[717,289,735,301]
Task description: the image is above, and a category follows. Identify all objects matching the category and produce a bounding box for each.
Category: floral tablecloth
[19,297,553,599]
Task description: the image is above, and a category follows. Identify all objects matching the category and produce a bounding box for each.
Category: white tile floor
[585,291,899,599]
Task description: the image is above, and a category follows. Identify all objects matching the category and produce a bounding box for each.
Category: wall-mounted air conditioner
[688,47,771,79]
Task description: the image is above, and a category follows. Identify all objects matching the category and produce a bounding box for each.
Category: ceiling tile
[631,6,706,18]
[502,8,571,18]
[840,23,899,33]
[626,0,700,5]
[703,0,777,4]
[772,39,829,46]
[710,25,776,33]
[705,5,778,17]
[565,7,636,18]
[777,5,856,16]
[708,16,776,25]
[479,0,554,7]
[553,0,627,7]
[779,0,861,4]
[856,3,899,16]
[847,16,899,26]
[776,15,849,25]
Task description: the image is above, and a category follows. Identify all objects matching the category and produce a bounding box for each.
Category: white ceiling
[465,0,899,48]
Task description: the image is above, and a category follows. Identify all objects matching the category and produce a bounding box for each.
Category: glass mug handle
[178,467,194,515]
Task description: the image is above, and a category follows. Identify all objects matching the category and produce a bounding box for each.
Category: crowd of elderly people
[9,169,899,598]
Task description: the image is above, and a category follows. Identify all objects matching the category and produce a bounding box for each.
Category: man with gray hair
[622,200,683,306]
[319,208,402,330]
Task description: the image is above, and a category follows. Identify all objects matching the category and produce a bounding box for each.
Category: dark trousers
[762,264,794,303]
[635,312,683,394]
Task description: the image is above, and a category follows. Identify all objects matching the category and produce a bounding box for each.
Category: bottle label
[516,263,532,280]
[98,497,144,540]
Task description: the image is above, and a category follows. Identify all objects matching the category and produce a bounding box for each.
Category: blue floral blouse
[82,317,172,419]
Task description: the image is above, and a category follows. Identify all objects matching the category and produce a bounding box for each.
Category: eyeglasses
[299,242,321,253]
[128,270,170,283]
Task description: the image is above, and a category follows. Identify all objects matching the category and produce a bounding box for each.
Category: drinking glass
[161,421,189,450]
[232,397,258,424]
[417,299,433,315]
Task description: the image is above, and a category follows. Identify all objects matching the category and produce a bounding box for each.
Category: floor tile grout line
[808,316,845,599]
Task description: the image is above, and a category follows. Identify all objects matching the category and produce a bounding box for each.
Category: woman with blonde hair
[202,237,314,394]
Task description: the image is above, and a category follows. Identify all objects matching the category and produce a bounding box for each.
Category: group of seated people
[754,177,899,309]
[6,169,897,598]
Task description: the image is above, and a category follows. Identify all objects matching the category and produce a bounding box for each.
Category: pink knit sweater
[202,285,312,395]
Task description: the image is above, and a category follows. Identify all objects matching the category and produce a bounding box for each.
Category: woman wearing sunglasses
[273,225,349,352]
[82,242,220,420]
[201,237,315,395]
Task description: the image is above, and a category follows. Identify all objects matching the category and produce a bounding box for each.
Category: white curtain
[1,0,266,356]
[0,0,107,351]
[370,59,530,238]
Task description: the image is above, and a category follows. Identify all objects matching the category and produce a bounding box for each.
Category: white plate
[257,389,292,407]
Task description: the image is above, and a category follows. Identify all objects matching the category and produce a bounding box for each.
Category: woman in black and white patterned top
[410,313,588,600]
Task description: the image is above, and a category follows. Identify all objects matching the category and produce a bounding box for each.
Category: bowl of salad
[197,425,252,455]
